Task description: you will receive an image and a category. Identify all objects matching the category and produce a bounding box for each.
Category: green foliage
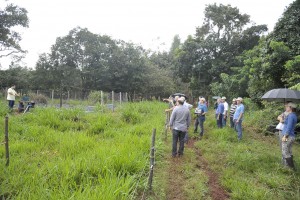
[176,3,267,97]
[0,2,29,59]
[271,0,300,56]
[197,110,300,200]
[284,55,300,87]
[0,101,166,199]
[28,93,48,104]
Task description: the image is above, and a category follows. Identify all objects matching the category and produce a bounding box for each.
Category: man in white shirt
[7,85,19,109]
[222,97,228,127]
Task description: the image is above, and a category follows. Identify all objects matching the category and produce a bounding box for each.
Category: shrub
[29,93,48,104]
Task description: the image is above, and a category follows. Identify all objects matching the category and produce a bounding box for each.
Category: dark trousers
[172,129,186,156]
[8,100,15,109]
[195,116,205,136]
[217,114,223,128]
[230,116,234,128]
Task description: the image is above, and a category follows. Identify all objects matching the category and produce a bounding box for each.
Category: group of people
[166,94,298,171]
[214,97,245,140]
[6,85,34,113]
[166,95,244,158]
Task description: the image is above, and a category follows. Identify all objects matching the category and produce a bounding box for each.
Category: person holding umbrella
[281,102,297,170]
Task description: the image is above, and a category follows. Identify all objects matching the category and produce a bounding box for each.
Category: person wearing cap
[216,98,224,128]
[169,97,191,157]
[281,102,297,169]
[229,98,237,128]
[7,85,20,110]
[194,96,203,133]
[194,97,208,138]
[222,97,229,127]
[233,97,244,140]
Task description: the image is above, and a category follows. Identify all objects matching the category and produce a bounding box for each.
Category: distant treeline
[1,1,300,102]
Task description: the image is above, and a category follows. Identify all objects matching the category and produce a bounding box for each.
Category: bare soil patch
[188,138,230,200]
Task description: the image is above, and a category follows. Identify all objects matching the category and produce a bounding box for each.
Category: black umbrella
[261,88,300,103]
[171,93,187,99]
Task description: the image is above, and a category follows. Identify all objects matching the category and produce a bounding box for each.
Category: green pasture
[0,101,165,200]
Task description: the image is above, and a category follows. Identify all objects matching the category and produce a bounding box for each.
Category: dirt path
[188,138,230,200]
[164,137,229,200]
[165,155,186,200]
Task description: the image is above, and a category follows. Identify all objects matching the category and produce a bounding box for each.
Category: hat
[221,96,226,100]
[286,102,297,108]
[236,97,243,102]
[232,98,236,101]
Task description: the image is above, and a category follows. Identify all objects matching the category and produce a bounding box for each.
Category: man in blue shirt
[216,98,224,128]
[281,102,298,169]
[233,97,245,140]
[195,98,208,138]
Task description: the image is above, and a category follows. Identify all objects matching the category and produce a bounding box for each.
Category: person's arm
[169,109,176,128]
[202,106,208,115]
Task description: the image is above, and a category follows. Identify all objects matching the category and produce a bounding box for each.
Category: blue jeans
[8,100,15,109]
[172,129,186,156]
[234,119,243,140]
[217,114,223,128]
[196,116,205,136]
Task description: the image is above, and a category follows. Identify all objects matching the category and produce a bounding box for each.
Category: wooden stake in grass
[4,115,10,166]
[148,128,156,190]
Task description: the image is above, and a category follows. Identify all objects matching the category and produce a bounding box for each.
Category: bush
[28,93,48,104]
[88,91,108,104]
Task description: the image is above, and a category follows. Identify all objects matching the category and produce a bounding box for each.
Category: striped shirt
[229,104,237,117]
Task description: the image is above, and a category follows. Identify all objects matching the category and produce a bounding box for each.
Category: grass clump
[0,101,166,199]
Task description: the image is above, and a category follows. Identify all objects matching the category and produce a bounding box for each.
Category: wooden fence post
[148,128,156,190]
[101,91,104,105]
[51,90,54,102]
[4,115,9,166]
[164,112,170,140]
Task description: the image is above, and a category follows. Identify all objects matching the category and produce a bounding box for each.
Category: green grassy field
[0,101,165,199]
[151,107,300,200]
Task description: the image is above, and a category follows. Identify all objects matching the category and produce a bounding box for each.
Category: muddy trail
[189,139,230,200]
[165,138,230,200]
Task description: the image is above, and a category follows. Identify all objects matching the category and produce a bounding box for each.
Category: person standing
[169,97,191,157]
[281,102,297,170]
[222,97,228,127]
[196,98,208,138]
[7,85,19,110]
[194,96,203,133]
[229,98,237,128]
[233,97,245,140]
[216,98,224,128]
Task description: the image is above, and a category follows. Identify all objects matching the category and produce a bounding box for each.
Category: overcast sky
[0,0,295,69]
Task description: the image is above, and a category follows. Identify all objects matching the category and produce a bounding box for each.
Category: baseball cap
[286,102,297,108]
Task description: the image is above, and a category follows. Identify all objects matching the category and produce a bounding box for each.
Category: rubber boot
[285,157,295,170]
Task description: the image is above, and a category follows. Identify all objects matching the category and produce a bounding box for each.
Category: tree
[175,4,267,96]
[271,0,300,56]
[0,2,29,59]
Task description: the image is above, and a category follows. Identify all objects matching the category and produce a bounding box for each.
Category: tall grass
[197,109,300,200]
[0,101,165,199]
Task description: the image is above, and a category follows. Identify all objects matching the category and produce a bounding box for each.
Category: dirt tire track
[166,155,186,200]
[187,138,230,200]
